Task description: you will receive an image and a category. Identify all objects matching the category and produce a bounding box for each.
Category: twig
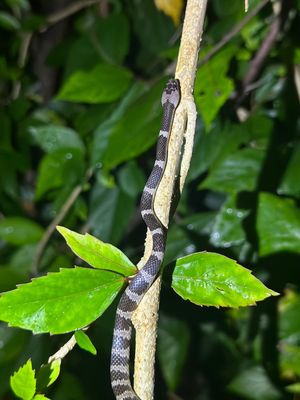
[48,334,77,363]
[44,0,102,29]
[241,4,281,97]
[131,1,207,398]
[31,169,93,275]
[198,0,270,67]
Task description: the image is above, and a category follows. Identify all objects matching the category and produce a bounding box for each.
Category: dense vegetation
[0,0,300,399]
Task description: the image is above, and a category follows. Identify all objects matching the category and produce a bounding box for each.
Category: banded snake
[110,79,181,400]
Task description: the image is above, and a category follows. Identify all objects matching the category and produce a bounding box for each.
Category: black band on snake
[110,79,181,400]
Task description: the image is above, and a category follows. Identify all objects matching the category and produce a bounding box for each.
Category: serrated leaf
[0,267,124,334]
[200,148,264,194]
[30,125,84,154]
[75,330,97,355]
[36,360,61,391]
[57,226,136,276]
[158,314,190,391]
[257,192,300,256]
[172,252,278,308]
[0,217,43,245]
[10,359,36,400]
[57,64,132,104]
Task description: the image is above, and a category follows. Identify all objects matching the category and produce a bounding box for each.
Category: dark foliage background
[0,0,300,399]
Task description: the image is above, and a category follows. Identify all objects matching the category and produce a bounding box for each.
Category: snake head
[161,79,181,108]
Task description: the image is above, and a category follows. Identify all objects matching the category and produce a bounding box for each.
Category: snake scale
[110,79,181,400]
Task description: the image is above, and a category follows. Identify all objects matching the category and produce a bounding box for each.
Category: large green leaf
[30,125,84,154]
[0,267,124,334]
[158,314,190,391]
[257,192,300,256]
[172,252,277,308]
[200,148,265,194]
[57,226,137,276]
[101,79,165,169]
[0,217,43,245]
[210,195,249,248]
[88,181,136,245]
[94,13,129,65]
[35,148,84,200]
[57,64,133,104]
[10,359,36,400]
[91,81,147,167]
[227,365,281,400]
[195,46,236,129]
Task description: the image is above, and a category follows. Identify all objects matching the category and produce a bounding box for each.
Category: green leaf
[101,79,165,169]
[195,46,236,129]
[88,181,136,245]
[10,359,36,400]
[0,12,20,30]
[0,267,124,334]
[118,161,145,197]
[278,290,300,379]
[75,330,97,355]
[286,382,300,394]
[57,64,133,104]
[158,314,190,391]
[257,192,300,256]
[227,365,281,400]
[29,125,84,154]
[35,148,84,199]
[57,226,136,276]
[200,148,264,194]
[94,13,129,65]
[33,395,50,400]
[36,360,61,391]
[172,252,278,308]
[210,195,249,248]
[278,144,300,198]
[91,80,147,167]
[0,217,43,245]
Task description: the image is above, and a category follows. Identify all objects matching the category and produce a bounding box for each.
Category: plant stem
[131,1,208,398]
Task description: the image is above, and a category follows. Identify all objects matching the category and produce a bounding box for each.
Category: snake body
[110,79,181,400]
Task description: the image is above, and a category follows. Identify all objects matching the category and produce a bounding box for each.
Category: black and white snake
[110,79,181,400]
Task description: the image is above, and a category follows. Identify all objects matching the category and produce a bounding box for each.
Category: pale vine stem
[131,1,208,399]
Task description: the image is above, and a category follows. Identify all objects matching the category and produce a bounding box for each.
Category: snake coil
[110,79,181,400]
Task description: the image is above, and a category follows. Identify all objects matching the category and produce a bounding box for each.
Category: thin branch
[48,335,77,363]
[44,0,102,29]
[241,6,281,96]
[31,169,93,275]
[198,0,270,67]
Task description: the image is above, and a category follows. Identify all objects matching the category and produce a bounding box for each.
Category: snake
[110,78,181,400]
